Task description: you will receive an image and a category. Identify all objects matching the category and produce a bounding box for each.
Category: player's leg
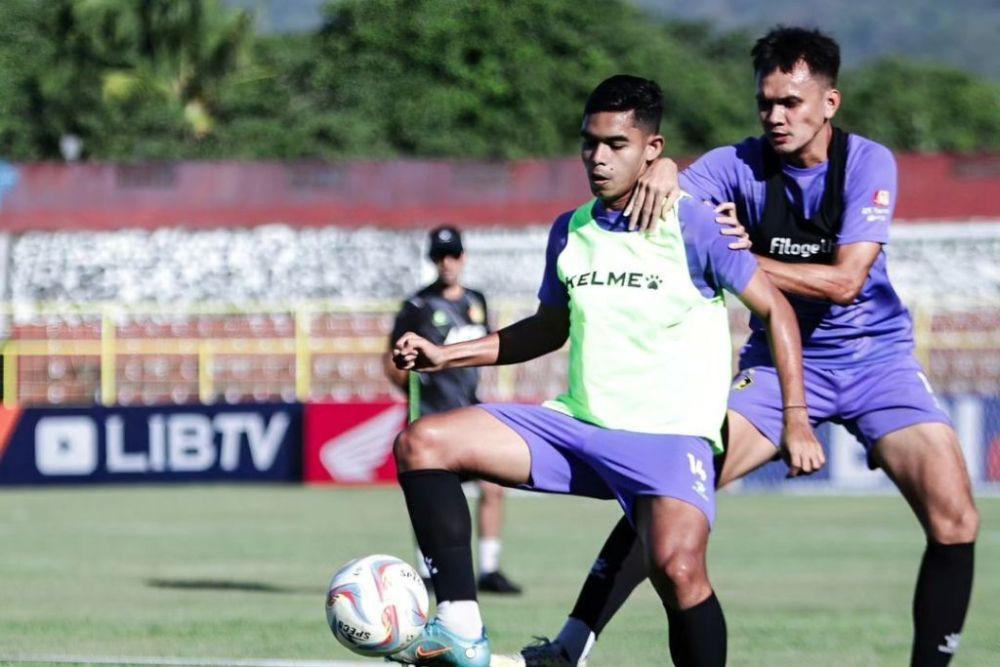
[396,403,614,665]
[871,422,978,666]
[392,406,531,663]
[635,496,724,666]
[840,356,978,666]
[524,392,792,666]
[475,480,522,594]
[582,431,723,665]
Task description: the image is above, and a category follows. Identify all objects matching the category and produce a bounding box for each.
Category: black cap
[428,225,464,260]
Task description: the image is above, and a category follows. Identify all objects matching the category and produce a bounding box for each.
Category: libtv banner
[0,403,302,484]
[0,397,996,488]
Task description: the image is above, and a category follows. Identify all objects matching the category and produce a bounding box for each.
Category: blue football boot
[387,617,491,666]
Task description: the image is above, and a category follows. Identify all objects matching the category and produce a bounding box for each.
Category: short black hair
[751,26,840,86]
[584,75,663,133]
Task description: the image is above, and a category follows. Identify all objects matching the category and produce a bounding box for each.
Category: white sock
[436,600,484,640]
[414,546,431,579]
[478,537,501,574]
[556,617,597,664]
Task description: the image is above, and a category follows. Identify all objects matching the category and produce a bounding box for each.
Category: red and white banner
[304,402,407,484]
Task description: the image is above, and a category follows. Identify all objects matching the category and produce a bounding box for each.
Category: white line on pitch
[0,655,371,667]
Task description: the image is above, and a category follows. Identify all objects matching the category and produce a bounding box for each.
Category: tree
[839,58,1000,152]
[303,0,757,159]
[0,0,996,161]
[0,0,259,160]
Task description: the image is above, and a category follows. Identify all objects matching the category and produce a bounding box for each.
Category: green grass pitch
[0,485,997,666]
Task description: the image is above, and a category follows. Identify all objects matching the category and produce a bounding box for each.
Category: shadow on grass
[146,578,322,594]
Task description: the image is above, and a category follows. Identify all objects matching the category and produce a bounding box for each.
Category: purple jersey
[679,134,914,368]
[537,197,758,308]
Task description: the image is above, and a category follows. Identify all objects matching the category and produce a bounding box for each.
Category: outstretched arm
[736,269,825,476]
[756,242,881,306]
[393,305,569,372]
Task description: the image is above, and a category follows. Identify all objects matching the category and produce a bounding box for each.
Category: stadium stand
[0,158,996,406]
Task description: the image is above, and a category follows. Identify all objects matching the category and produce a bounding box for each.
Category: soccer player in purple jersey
[520,27,978,667]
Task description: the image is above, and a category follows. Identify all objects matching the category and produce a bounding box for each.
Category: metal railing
[1,299,997,407]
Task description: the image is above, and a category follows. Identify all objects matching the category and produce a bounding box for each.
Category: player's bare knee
[930,503,980,544]
[647,546,706,596]
[394,419,449,471]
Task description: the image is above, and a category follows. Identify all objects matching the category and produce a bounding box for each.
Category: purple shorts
[476,404,716,526]
[729,354,952,457]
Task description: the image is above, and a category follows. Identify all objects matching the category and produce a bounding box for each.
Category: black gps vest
[750,127,849,264]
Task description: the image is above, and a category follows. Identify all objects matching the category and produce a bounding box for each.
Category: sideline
[0,656,370,667]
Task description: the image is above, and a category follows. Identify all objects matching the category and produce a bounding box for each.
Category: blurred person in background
[384,225,523,595]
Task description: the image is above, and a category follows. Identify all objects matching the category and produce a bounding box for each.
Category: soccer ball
[325,554,429,656]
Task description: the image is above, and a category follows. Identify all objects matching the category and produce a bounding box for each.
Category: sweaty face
[756,61,840,165]
[580,111,662,208]
[434,253,464,286]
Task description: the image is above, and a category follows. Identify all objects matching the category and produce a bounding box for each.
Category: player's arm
[759,142,898,305]
[392,304,568,372]
[735,270,826,476]
[393,211,571,372]
[384,300,421,390]
[755,242,881,306]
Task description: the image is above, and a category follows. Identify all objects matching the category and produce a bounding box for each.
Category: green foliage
[303,0,756,159]
[0,0,996,161]
[839,58,1000,152]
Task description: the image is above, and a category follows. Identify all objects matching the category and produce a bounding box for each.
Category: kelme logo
[565,271,663,291]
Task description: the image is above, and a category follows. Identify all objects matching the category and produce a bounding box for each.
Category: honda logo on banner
[304,403,407,484]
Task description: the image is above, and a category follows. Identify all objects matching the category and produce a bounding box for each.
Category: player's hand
[715,202,751,250]
[392,332,447,372]
[779,413,826,478]
[626,157,680,233]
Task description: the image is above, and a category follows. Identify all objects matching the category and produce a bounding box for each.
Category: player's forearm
[436,332,502,369]
[740,271,809,415]
[756,256,858,305]
[437,313,565,368]
[495,312,568,364]
[761,294,809,416]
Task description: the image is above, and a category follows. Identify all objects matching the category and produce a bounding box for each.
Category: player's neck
[783,123,833,169]
[437,281,464,300]
[602,186,637,212]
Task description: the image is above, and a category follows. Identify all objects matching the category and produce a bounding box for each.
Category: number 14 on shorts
[688,452,709,500]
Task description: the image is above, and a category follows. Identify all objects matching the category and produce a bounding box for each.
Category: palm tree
[79,0,255,137]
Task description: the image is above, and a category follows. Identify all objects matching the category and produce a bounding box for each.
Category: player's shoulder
[551,208,576,231]
[464,287,487,305]
[688,137,763,177]
[676,194,716,226]
[848,133,895,163]
[404,284,440,309]
[845,133,897,188]
[675,194,720,247]
[544,208,576,254]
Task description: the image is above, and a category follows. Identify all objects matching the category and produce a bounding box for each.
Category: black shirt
[390,282,489,416]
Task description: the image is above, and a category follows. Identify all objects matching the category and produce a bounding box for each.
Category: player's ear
[645,133,665,162]
[824,87,841,121]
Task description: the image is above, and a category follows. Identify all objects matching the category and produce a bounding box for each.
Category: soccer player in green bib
[388,75,824,666]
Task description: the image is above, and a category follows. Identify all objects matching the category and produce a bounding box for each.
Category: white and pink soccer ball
[325,554,430,656]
